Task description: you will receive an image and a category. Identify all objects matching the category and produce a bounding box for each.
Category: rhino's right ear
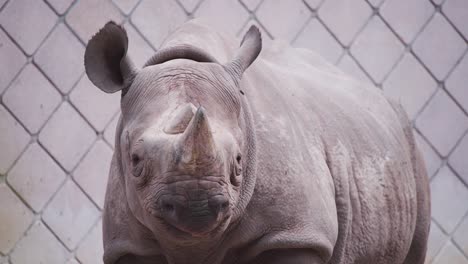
[84,21,138,94]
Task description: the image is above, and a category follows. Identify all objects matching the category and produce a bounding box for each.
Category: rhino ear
[84,21,138,94]
[225,25,262,84]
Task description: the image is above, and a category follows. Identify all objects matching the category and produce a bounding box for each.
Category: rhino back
[237,41,420,263]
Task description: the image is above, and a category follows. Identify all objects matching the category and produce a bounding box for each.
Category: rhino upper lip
[161,174,227,185]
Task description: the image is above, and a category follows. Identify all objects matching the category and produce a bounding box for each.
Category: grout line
[438,2,468,43]
[431,209,468,261]
[126,0,160,52]
[429,219,452,263]
[0,10,60,57]
[449,210,468,259]
[187,0,206,16]
[376,3,439,89]
[318,3,380,86]
[290,12,315,44]
[0,0,9,12]
[443,129,468,187]
[410,49,468,160]
[413,128,443,179]
[236,0,274,40]
[440,49,468,116]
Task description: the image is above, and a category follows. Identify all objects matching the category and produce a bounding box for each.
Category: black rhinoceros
[84,20,430,264]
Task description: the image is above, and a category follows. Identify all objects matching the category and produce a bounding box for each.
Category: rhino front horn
[177,107,217,166]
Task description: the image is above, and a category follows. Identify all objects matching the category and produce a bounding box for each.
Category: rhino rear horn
[164,104,197,134]
[225,26,262,84]
[178,107,217,165]
[84,21,138,94]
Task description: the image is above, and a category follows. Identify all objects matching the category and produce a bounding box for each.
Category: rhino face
[84,22,261,240]
[120,64,244,238]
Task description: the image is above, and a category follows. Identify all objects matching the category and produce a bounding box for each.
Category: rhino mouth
[147,191,232,238]
[158,212,231,238]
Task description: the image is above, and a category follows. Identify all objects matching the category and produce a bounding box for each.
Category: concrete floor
[0,0,467,263]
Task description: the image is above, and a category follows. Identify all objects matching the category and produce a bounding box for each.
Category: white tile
[0,0,57,54]
[46,0,74,15]
[446,54,468,114]
[318,0,372,46]
[34,23,85,94]
[453,216,468,255]
[0,184,34,254]
[194,0,250,36]
[383,53,438,119]
[3,64,61,133]
[10,221,68,264]
[39,102,96,171]
[380,0,434,43]
[178,0,202,13]
[414,131,442,178]
[413,13,466,81]
[426,221,448,263]
[443,0,468,39]
[66,0,124,42]
[433,241,468,264]
[66,258,80,264]
[0,105,30,175]
[73,140,112,209]
[454,215,468,257]
[293,19,343,64]
[131,0,187,48]
[367,0,384,7]
[70,75,120,132]
[337,54,373,85]
[416,89,468,156]
[449,133,468,185]
[112,0,140,14]
[76,221,104,264]
[124,23,155,68]
[104,114,120,148]
[432,0,445,5]
[256,0,310,41]
[42,180,100,250]
[350,16,405,83]
[8,143,66,212]
[431,166,468,233]
[0,29,26,94]
[303,0,322,10]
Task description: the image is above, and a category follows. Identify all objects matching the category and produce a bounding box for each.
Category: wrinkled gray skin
[84,20,430,264]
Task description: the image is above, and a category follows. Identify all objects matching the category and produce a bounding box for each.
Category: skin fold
[84,20,430,264]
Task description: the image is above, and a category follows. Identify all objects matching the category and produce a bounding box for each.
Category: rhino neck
[232,91,258,221]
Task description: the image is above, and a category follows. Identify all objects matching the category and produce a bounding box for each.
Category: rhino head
[84,22,261,241]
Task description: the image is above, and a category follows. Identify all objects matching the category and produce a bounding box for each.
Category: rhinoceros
[84,20,430,264]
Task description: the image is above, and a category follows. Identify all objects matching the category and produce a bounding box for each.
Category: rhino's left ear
[225,26,262,84]
[84,21,138,94]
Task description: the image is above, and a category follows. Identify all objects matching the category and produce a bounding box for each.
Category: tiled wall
[0,0,467,263]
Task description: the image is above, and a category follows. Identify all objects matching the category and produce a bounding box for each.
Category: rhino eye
[131,153,144,177]
[236,154,241,164]
[131,153,141,166]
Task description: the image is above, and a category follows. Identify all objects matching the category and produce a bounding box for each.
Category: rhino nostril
[221,201,229,209]
[162,201,175,212]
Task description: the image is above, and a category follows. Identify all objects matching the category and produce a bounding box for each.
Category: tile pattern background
[0,0,467,263]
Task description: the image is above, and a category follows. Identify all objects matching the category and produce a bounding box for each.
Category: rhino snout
[158,194,230,236]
